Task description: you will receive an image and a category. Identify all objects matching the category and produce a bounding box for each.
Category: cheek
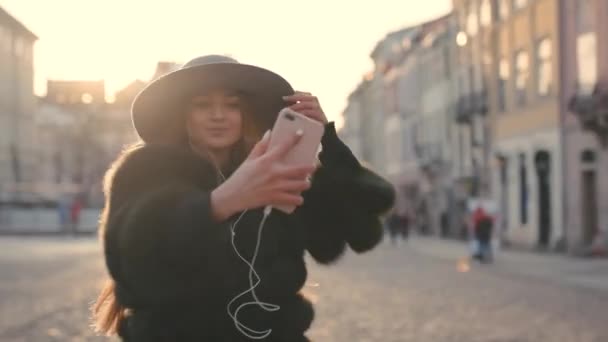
[228,110,243,136]
[189,110,207,125]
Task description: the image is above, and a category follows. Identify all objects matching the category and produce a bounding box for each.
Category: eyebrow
[225,92,241,99]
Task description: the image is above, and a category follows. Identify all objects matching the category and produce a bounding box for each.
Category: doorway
[535,151,552,248]
[581,170,598,245]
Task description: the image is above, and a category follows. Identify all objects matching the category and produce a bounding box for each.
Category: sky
[2,0,452,126]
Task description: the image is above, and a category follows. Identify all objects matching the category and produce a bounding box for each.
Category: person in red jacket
[471,204,494,263]
[69,195,83,235]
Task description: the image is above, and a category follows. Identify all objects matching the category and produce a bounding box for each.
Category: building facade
[342,16,458,235]
[371,26,425,217]
[339,82,367,160]
[460,0,567,250]
[563,0,608,254]
[0,6,37,204]
[34,80,111,206]
[455,0,608,253]
[413,15,460,237]
[340,0,608,254]
[452,0,494,210]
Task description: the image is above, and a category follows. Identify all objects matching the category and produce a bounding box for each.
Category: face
[186,89,243,153]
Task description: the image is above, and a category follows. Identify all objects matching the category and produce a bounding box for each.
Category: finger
[289,102,318,112]
[266,130,303,161]
[276,164,317,179]
[248,130,271,159]
[290,90,312,98]
[283,94,317,103]
[271,193,304,207]
[275,179,311,192]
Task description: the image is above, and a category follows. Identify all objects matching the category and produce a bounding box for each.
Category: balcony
[454,89,489,124]
[568,82,608,147]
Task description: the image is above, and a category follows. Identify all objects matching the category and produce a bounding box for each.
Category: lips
[207,128,228,134]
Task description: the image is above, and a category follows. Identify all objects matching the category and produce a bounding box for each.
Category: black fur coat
[101,122,395,341]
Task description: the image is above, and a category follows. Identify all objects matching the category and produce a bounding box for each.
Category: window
[499,0,510,20]
[81,93,94,104]
[514,0,528,10]
[519,154,528,225]
[473,116,485,147]
[480,0,492,27]
[536,38,552,96]
[24,44,32,61]
[576,0,596,94]
[385,115,402,173]
[498,57,509,111]
[0,25,11,51]
[14,37,24,57]
[466,1,479,36]
[472,64,483,92]
[482,48,492,66]
[0,26,4,50]
[577,33,597,93]
[514,50,529,106]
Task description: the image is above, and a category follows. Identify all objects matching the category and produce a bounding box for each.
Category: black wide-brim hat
[131,55,294,143]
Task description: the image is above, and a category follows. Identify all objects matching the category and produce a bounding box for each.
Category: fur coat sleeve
[102,145,236,305]
[295,122,396,264]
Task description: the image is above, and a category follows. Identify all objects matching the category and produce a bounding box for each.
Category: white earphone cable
[216,169,279,339]
[226,208,279,339]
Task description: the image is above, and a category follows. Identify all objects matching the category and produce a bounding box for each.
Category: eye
[191,101,210,109]
[226,100,240,109]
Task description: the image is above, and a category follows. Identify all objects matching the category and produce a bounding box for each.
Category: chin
[206,138,239,150]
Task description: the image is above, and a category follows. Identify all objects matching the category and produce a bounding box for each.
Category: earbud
[264,205,272,216]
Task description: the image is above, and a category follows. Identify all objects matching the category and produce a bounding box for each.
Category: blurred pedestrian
[417,199,430,235]
[471,202,494,263]
[387,211,409,246]
[92,55,395,341]
[58,194,70,233]
[70,195,83,236]
[440,211,449,238]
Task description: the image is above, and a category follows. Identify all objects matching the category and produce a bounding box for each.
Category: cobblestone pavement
[1,236,608,341]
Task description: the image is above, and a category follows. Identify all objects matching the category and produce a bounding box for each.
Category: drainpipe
[557,0,569,252]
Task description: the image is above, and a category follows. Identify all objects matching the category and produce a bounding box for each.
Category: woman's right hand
[210,130,315,221]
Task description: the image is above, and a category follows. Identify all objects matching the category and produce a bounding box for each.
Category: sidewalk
[406,236,608,294]
[0,208,99,235]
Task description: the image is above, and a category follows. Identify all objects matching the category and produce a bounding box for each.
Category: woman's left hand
[283,91,328,125]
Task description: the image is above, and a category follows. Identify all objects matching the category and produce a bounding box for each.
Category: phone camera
[284,112,295,121]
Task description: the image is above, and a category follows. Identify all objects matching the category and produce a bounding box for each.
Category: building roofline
[0,6,38,40]
[369,12,453,59]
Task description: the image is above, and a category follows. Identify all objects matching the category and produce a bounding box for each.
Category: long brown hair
[228,94,265,171]
[91,142,141,336]
[91,92,263,336]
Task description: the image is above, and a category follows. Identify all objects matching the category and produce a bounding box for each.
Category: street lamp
[456,31,468,47]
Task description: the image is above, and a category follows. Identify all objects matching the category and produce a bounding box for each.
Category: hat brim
[131,63,294,143]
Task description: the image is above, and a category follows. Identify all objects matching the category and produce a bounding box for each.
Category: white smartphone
[266,107,325,214]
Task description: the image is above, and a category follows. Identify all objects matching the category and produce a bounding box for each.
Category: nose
[211,104,225,120]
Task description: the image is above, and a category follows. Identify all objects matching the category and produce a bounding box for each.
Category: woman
[93,55,395,341]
